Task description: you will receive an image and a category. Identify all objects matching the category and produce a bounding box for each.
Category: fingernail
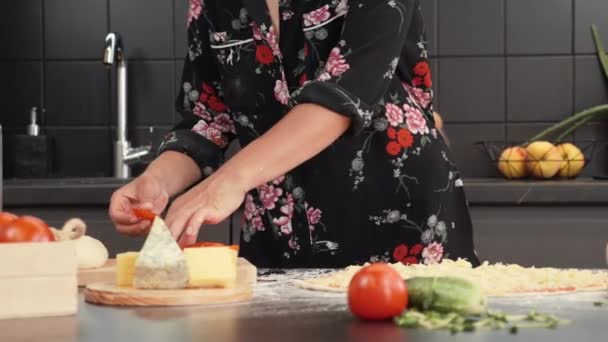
[141,202,153,209]
[187,226,196,235]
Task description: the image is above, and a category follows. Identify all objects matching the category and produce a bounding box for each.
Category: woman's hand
[164,172,248,247]
[109,173,169,236]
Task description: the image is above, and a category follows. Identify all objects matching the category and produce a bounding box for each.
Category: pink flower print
[213,113,235,133]
[307,206,322,231]
[244,194,259,221]
[325,48,350,77]
[272,175,285,185]
[188,0,203,25]
[258,184,283,210]
[266,26,281,56]
[288,237,300,250]
[422,242,444,265]
[251,23,263,41]
[317,72,331,81]
[336,0,349,15]
[192,120,227,148]
[193,102,212,121]
[280,194,295,218]
[274,79,289,105]
[404,104,430,135]
[404,84,432,109]
[251,216,265,231]
[303,5,331,27]
[274,216,293,235]
[385,103,404,127]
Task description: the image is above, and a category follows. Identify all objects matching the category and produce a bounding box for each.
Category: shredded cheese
[301,259,608,296]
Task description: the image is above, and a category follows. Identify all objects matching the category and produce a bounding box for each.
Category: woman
[109,0,480,268]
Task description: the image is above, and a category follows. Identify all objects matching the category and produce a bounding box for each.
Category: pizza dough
[298,259,608,297]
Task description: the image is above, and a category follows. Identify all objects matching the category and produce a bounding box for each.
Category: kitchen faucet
[103,32,152,179]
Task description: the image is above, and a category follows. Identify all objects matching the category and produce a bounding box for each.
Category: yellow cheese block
[116,252,139,286]
[183,247,238,288]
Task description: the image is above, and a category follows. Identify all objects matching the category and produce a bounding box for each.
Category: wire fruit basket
[474,140,599,180]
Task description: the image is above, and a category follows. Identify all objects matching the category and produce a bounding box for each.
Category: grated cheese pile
[301,259,608,297]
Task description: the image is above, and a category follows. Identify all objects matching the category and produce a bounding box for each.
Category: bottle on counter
[11,107,53,178]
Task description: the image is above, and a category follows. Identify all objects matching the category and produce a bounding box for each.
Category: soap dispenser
[11,107,53,178]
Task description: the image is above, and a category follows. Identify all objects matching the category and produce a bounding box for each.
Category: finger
[115,220,151,236]
[135,176,164,209]
[179,211,206,247]
[166,205,195,241]
[109,194,138,225]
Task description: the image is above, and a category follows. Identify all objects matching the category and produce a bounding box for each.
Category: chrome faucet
[103,32,151,179]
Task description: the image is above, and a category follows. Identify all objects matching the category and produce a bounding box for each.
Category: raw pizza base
[297,259,608,297]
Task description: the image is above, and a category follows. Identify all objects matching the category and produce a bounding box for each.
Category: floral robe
[159,0,480,268]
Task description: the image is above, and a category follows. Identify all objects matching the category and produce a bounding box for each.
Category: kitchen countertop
[2,269,607,342]
[4,177,608,206]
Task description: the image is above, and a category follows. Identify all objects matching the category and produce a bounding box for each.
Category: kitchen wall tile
[110,0,174,59]
[574,0,608,54]
[174,0,189,59]
[429,57,439,112]
[439,57,505,122]
[574,56,608,112]
[0,0,43,60]
[507,57,573,122]
[45,127,112,177]
[443,123,505,178]
[110,61,175,126]
[505,123,563,142]
[0,62,43,129]
[174,59,186,122]
[45,62,110,126]
[506,0,572,55]
[438,0,504,56]
[573,122,608,178]
[45,0,108,59]
[420,0,437,57]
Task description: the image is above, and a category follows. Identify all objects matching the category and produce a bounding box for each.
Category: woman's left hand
[164,172,248,247]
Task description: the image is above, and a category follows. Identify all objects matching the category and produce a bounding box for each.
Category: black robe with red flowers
[159,0,480,268]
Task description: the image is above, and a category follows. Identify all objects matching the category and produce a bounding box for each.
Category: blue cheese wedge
[133,216,189,289]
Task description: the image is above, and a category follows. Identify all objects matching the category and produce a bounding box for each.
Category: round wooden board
[84,282,253,307]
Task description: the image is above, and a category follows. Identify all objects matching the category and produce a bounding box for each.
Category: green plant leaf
[592,24,608,83]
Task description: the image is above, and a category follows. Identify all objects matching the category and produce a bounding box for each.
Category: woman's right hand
[109,173,169,236]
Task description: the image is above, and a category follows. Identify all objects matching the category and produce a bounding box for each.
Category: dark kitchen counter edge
[3,177,608,206]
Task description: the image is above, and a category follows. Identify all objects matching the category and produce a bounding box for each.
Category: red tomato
[0,215,55,243]
[0,212,18,229]
[347,263,408,321]
[132,208,156,221]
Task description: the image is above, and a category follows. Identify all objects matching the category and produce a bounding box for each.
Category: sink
[5,177,131,187]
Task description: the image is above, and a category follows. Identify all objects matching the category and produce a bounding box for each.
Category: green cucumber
[406,276,487,316]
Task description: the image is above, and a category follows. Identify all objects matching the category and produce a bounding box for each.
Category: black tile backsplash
[574,56,608,112]
[45,61,110,126]
[1,0,608,179]
[438,0,505,56]
[506,56,573,122]
[44,127,112,177]
[506,0,572,55]
[439,57,506,122]
[174,0,189,59]
[0,1,43,60]
[0,62,43,128]
[109,0,174,59]
[45,0,108,59]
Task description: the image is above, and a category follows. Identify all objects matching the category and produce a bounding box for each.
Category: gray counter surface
[5,177,608,206]
[2,269,607,342]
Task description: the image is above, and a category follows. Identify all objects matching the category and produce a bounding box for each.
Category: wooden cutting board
[78,258,257,287]
[83,258,257,307]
